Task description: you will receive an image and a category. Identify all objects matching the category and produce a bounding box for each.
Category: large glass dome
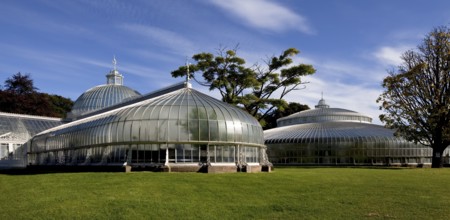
[30,83,269,172]
[264,98,432,166]
[68,69,141,119]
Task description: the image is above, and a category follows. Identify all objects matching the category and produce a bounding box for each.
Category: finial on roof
[185,57,192,88]
[112,55,117,71]
[106,55,124,85]
[315,92,329,109]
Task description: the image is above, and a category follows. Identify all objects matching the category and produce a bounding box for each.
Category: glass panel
[123,121,132,142]
[176,144,183,163]
[150,106,162,119]
[147,120,157,141]
[168,120,179,141]
[209,121,219,141]
[179,105,188,120]
[189,119,199,141]
[197,107,207,120]
[158,120,168,141]
[218,121,227,141]
[209,145,215,163]
[169,106,180,120]
[199,120,209,141]
[159,106,171,119]
[131,121,140,142]
[216,146,223,162]
[226,121,235,142]
[179,119,189,141]
[184,144,193,162]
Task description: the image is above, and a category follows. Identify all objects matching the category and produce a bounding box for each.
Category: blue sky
[0,0,449,124]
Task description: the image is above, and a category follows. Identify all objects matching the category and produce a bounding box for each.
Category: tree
[0,72,73,118]
[377,26,450,168]
[263,102,310,130]
[4,72,37,94]
[171,47,315,125]
[43,93,74,118]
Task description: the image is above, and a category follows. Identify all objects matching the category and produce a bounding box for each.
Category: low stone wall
[206,165,237,173]
[168,165,203,172]
[243,165,262,173]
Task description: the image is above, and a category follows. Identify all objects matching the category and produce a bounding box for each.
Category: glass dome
[265,121,405,144]
[277,98,372,126]
[29,85,268,172]
[264,98,432,166]
[35,87,264,147]
[68,69,141,119]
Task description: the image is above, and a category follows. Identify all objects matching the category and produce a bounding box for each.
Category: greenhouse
[264,98,437,167]
[29,82,270,173]
[0,112,62,168]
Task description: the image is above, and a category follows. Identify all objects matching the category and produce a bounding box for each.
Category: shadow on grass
[0,165,128,175]
[273,164,428,170]
[1,164,438,175]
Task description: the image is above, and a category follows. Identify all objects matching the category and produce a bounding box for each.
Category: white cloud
[295,55,387,83]
[117,23,195,55]
[373,45,412,67]
[209,0,314,34]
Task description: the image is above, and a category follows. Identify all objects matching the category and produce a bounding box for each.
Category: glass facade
[29,87,267,169]
[0,112,62,166]
[265,99,434,166]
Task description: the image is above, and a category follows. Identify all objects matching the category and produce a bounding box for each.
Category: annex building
[263,98,448,167]
[0,112,62,167]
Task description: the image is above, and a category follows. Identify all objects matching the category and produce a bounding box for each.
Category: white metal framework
[29,85,269,171]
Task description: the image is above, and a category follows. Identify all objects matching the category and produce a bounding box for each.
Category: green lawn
[1,167,449,219]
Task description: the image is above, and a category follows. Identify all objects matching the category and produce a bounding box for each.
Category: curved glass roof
[70,84,141,117]
[68,69,141,118]
[264,98,409,145]
[277,98,372,126]
[264,121,404,144]
[34,86,264,148]
[0,112,62,142]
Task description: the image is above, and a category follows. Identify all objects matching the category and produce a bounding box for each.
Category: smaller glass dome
[265,121,399,144]
[67,68,141,119]
[277,98,372,127]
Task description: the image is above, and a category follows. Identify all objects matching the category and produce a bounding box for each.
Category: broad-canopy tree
[0,72,73,118]
[4,72,37,94]
[377,26,450,168]
[171,47,315,126]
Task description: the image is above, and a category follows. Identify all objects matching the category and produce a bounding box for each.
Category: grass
[1,167,450,219]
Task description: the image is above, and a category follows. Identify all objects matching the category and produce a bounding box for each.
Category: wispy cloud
[208,0,314,34]
[388,29,426,41]
[373,45,412,67]
[117,23,195,55]
[295,55,387,84]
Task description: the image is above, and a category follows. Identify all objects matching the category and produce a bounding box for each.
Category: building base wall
[205,165,238,173]
[18,163,271,173]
